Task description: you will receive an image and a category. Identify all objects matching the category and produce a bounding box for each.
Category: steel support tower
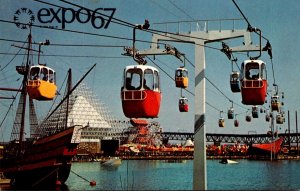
[137,19,263,190]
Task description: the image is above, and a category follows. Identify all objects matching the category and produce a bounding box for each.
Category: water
[65,159,300,190]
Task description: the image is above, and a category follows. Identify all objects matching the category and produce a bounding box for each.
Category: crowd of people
[206,143,249,156]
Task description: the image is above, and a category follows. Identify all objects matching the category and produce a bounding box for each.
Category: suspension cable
[231,0,269,42]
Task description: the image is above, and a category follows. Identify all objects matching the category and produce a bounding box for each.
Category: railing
[27,80,41,87]
[153,18,245,34]
[241,79,264,88]
[160,132,300,145]
[121,90,147,101]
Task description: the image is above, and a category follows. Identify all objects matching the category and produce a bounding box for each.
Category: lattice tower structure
[126,121,162,146]
[35,83,128,141]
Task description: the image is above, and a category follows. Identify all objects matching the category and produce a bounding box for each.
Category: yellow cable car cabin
[175,67,188,88]
[271,95,280,112]
[276,113,285,124]
[218,118,225,128]
[26,65,57,100]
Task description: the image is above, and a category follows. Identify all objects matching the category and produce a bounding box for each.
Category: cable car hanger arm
[132,20,149,65]
[127,19,185,65]
[247,26,262,60]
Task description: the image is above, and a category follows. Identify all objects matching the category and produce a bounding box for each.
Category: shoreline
[72,154,300,162]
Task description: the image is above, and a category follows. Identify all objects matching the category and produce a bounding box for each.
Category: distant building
[39,83,129,155]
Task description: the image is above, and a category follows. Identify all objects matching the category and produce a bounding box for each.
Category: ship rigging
[0,29,95,189]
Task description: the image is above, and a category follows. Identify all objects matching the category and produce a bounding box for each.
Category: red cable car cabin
[121,65,161,118]
[179,97,188,112]
[234,119,239,127]
[240,60,267,105]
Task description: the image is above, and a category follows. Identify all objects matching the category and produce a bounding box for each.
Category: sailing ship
[0,30,95,188]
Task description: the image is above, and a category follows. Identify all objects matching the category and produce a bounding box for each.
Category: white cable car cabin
[227,107,234,119]
[179,97,189,112]
[230,71,240,92]
[252,106,259,118]
[26,65,57,100]
[121,65,161,118]
[240,60,267,105]
[271,95,280,112]
[175,67,188,88]
[218,118,225,128]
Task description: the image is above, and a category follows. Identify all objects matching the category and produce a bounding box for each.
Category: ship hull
[248,137,284,158]
[1,125,82,188]
[10,162,71,189]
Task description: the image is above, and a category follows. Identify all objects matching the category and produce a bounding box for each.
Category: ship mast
[65,68,72,129]
[17,29,32,156]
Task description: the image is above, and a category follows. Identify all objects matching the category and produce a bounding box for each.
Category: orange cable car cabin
[121,65,161,118]
[26,65,57,100]
[175,67,188,88]
[179,97,189,112]
[240,60,267,105]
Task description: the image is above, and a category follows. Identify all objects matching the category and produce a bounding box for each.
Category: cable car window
[41,67,48,81]
[182,70,188,77]
[176,70,182,77]
[126,68,142,90]
[49,69,55,83]
[179,98,188,105]
[125,77,134,90]
[261,63,266,79]
[144,69,154,90]
[231,72,239,82]
[154,70,159,90]
[246,62,259,80]
[30,67,40,80]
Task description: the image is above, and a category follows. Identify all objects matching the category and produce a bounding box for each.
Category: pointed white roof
[38,83,128,138]
[67,95,111,128]
[184,139,194,147]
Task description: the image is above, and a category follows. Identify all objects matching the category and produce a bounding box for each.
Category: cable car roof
[29,65,54,71]
[176,67,188,71]
[125,64,159,72]
[179,97,188,100]
[242,59,265,65]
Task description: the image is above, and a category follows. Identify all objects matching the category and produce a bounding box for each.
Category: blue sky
[0,0,299,141]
